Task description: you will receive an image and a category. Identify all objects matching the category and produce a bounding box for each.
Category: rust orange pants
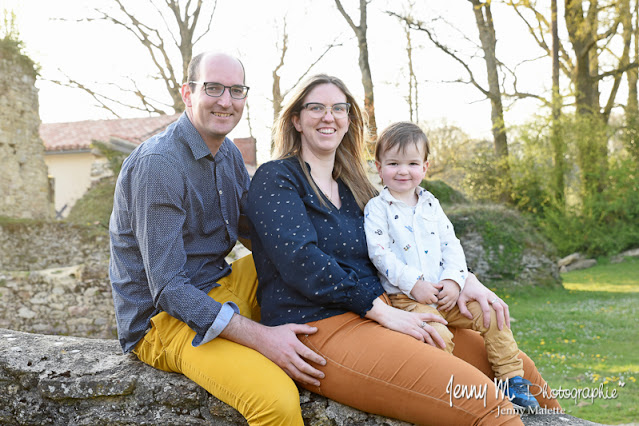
[301,302,561,425]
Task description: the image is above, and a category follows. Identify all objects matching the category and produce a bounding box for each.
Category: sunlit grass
[493,257,639,424]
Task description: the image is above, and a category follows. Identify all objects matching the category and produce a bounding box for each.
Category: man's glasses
[189,81,250,99]
[302,102,351,119]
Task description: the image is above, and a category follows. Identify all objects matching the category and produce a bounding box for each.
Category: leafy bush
[538,157,639,257]
[459,112,639,258]
[65,177,115,233]
[420,179,467,206]
[448,203,557,283]
[0,11,38,77]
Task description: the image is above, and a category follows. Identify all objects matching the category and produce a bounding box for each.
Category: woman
[247,74,560,425]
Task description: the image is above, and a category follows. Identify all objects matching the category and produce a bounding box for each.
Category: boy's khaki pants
[391,293,525,380]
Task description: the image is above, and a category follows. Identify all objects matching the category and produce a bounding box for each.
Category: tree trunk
[564,0,608,195]
[551,0,565,204]
[625,0,639,162]
[335,0,378,141]
[404,23,418,123]
[469,0,512,202]
[565,0,602,115]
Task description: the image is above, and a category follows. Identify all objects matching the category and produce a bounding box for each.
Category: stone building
[0,38,53,219]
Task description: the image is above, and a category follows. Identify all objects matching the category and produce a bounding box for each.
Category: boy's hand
[410,280,441,305]
[437,279,460,312]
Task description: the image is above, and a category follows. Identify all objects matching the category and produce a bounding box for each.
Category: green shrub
[0,11,38,77]
[537,157,639,257]
[65,178,115,232]
[420,179,467,206]
[448,204,555,281]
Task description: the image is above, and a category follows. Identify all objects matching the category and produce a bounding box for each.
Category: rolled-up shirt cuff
[194,301,240,347]
[440,270,467,290]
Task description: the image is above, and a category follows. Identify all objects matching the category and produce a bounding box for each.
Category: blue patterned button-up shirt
[109,113,250,353]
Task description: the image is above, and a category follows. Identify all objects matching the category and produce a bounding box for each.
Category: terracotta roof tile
[40,114,182,152]
[40,114,258,175]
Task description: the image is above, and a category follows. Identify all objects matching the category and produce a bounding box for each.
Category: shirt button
[225,219,229,224]
[219,190,223,195]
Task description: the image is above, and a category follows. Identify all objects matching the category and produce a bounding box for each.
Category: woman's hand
[365,297,448,349]
[456,273,510,330]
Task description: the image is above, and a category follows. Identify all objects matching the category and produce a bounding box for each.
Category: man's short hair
[187,52,246,89]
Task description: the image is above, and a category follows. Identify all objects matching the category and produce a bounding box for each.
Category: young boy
[364,121,539,411]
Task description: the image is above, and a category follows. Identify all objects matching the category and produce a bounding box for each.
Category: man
[109,52,325,425]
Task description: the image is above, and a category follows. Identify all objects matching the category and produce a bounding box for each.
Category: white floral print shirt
[364,187,467,300]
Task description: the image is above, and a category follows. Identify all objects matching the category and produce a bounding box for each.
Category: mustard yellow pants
[133,255,303,425]
[391,294,525,380]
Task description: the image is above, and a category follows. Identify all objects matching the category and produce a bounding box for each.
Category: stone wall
[0,218,570,425]
[0,42,53,219]
[0,221,109,271]
[0,328,592,426]
[0,221,113,338]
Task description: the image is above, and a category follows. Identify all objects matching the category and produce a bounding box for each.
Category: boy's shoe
[506,376,540,412]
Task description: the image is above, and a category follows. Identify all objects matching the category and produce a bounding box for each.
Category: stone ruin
[0,38,53,219]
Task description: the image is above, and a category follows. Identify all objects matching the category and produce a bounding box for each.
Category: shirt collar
[379,186,434,206]
[178,112,230,162]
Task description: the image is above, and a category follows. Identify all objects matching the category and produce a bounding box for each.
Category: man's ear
[181,83,193,108]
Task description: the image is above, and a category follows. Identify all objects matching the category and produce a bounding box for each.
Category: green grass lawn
[495,257,639,424]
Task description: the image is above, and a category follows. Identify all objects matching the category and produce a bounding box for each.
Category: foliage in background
[538,158,639,257]
[623,112,639,165]
[0,10,38,77]
[91,141,128,177]
[419,179,467,206]
[458,112,639,258]
[65,142,125,231]
[448,203,557,283]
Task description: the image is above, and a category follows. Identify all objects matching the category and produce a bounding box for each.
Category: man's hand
[254,323,327,386]
[220,314,326,386]
[410,279,441,305]
[456,273,510,330]
[437,279,460,312]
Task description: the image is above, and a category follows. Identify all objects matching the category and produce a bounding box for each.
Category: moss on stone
[0,36,38,78]
[447,204,558,284]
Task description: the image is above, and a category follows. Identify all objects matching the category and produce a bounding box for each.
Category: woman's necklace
[314,175,337,204]
[320,179,334,201]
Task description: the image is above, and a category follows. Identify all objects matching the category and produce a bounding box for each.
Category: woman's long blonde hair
[272,74,377,210]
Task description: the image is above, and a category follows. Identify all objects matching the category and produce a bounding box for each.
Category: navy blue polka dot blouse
[247,157,385,326]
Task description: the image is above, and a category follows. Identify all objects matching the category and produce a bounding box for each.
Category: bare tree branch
[508,1,574,77]
[388,11,490,97]
[284,39,343,98]
[53,0,217,116]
